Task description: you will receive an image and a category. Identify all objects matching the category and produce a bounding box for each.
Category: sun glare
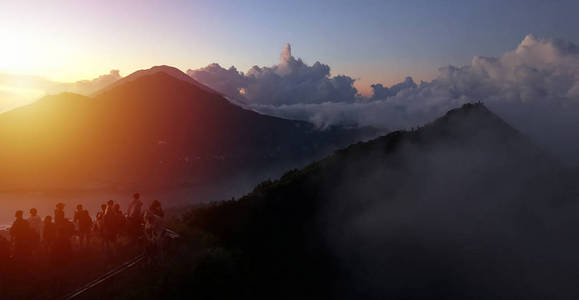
[0,85,44,99]
[0,25,91,82]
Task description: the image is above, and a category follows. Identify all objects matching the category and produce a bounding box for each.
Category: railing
[60,228,180,300]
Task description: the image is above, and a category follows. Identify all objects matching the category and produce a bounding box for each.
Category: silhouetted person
[127,193,144,244]
[54,203,65,227]
[51,218,74,294]
[96,203,107,249]
[27,208,42,238]
[0,235,10,267]
[74,204,92,249]
[0,235,10,288]
[96,203,107,224]
[27,208,42,254]
[127,193,143,219]
[105,200,114,215]
[52,218,74,262]
[43,216,56,252]
[149,200,164,218]
[144,200,165,265]
[114,203,126,234]
[103,200,117,252]
[9,210,32,261]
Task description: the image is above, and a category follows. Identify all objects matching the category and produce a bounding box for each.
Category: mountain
[0,67,375,195]
[186,103,579,299]
[95,65,219,96]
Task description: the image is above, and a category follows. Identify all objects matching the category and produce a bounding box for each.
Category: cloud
[368,76,417,101]
[187,35,579,165]
[0,70,122,113]
[188,43,359,105]
[49,70,122,95]
[187,64,249,102]
[0,70,122,96]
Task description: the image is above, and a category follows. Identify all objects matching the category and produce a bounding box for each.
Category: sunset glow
[2,1,579,299]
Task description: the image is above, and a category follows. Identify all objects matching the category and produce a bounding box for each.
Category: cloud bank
[187,35,579,165]
[50,70,122,95]
[0,70,122,113]
[2,36,579,164]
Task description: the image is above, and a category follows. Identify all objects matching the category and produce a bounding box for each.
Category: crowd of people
[1,193,167,266]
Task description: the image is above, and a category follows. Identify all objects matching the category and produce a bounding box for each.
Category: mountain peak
[444,102,491,117]
[95,65,220,96]
[424,102,516,139]
[332,102,548,170]
[145,65,190,79]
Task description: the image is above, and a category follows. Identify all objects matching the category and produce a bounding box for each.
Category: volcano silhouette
[0,67,374,194]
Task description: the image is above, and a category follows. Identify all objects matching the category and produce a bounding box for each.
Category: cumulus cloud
[188,43,359,105]
[187,64,249,102]
[187,35,579,165]
[368,76,417,101]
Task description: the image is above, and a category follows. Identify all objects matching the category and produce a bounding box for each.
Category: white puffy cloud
[188,43,359,105]
[187,64,249,102]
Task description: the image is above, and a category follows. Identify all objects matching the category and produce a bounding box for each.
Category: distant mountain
[95,65,219,96]
[0,67,375,195]
[187,103,579,299]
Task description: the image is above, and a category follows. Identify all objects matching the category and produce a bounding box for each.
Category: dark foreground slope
[0,67,374,196]
[182,103,579,300]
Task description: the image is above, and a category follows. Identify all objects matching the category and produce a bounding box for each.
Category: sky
[2,0,579,94]
[2,0,579,166]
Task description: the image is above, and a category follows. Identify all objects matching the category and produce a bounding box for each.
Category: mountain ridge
[186,102,576,299]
